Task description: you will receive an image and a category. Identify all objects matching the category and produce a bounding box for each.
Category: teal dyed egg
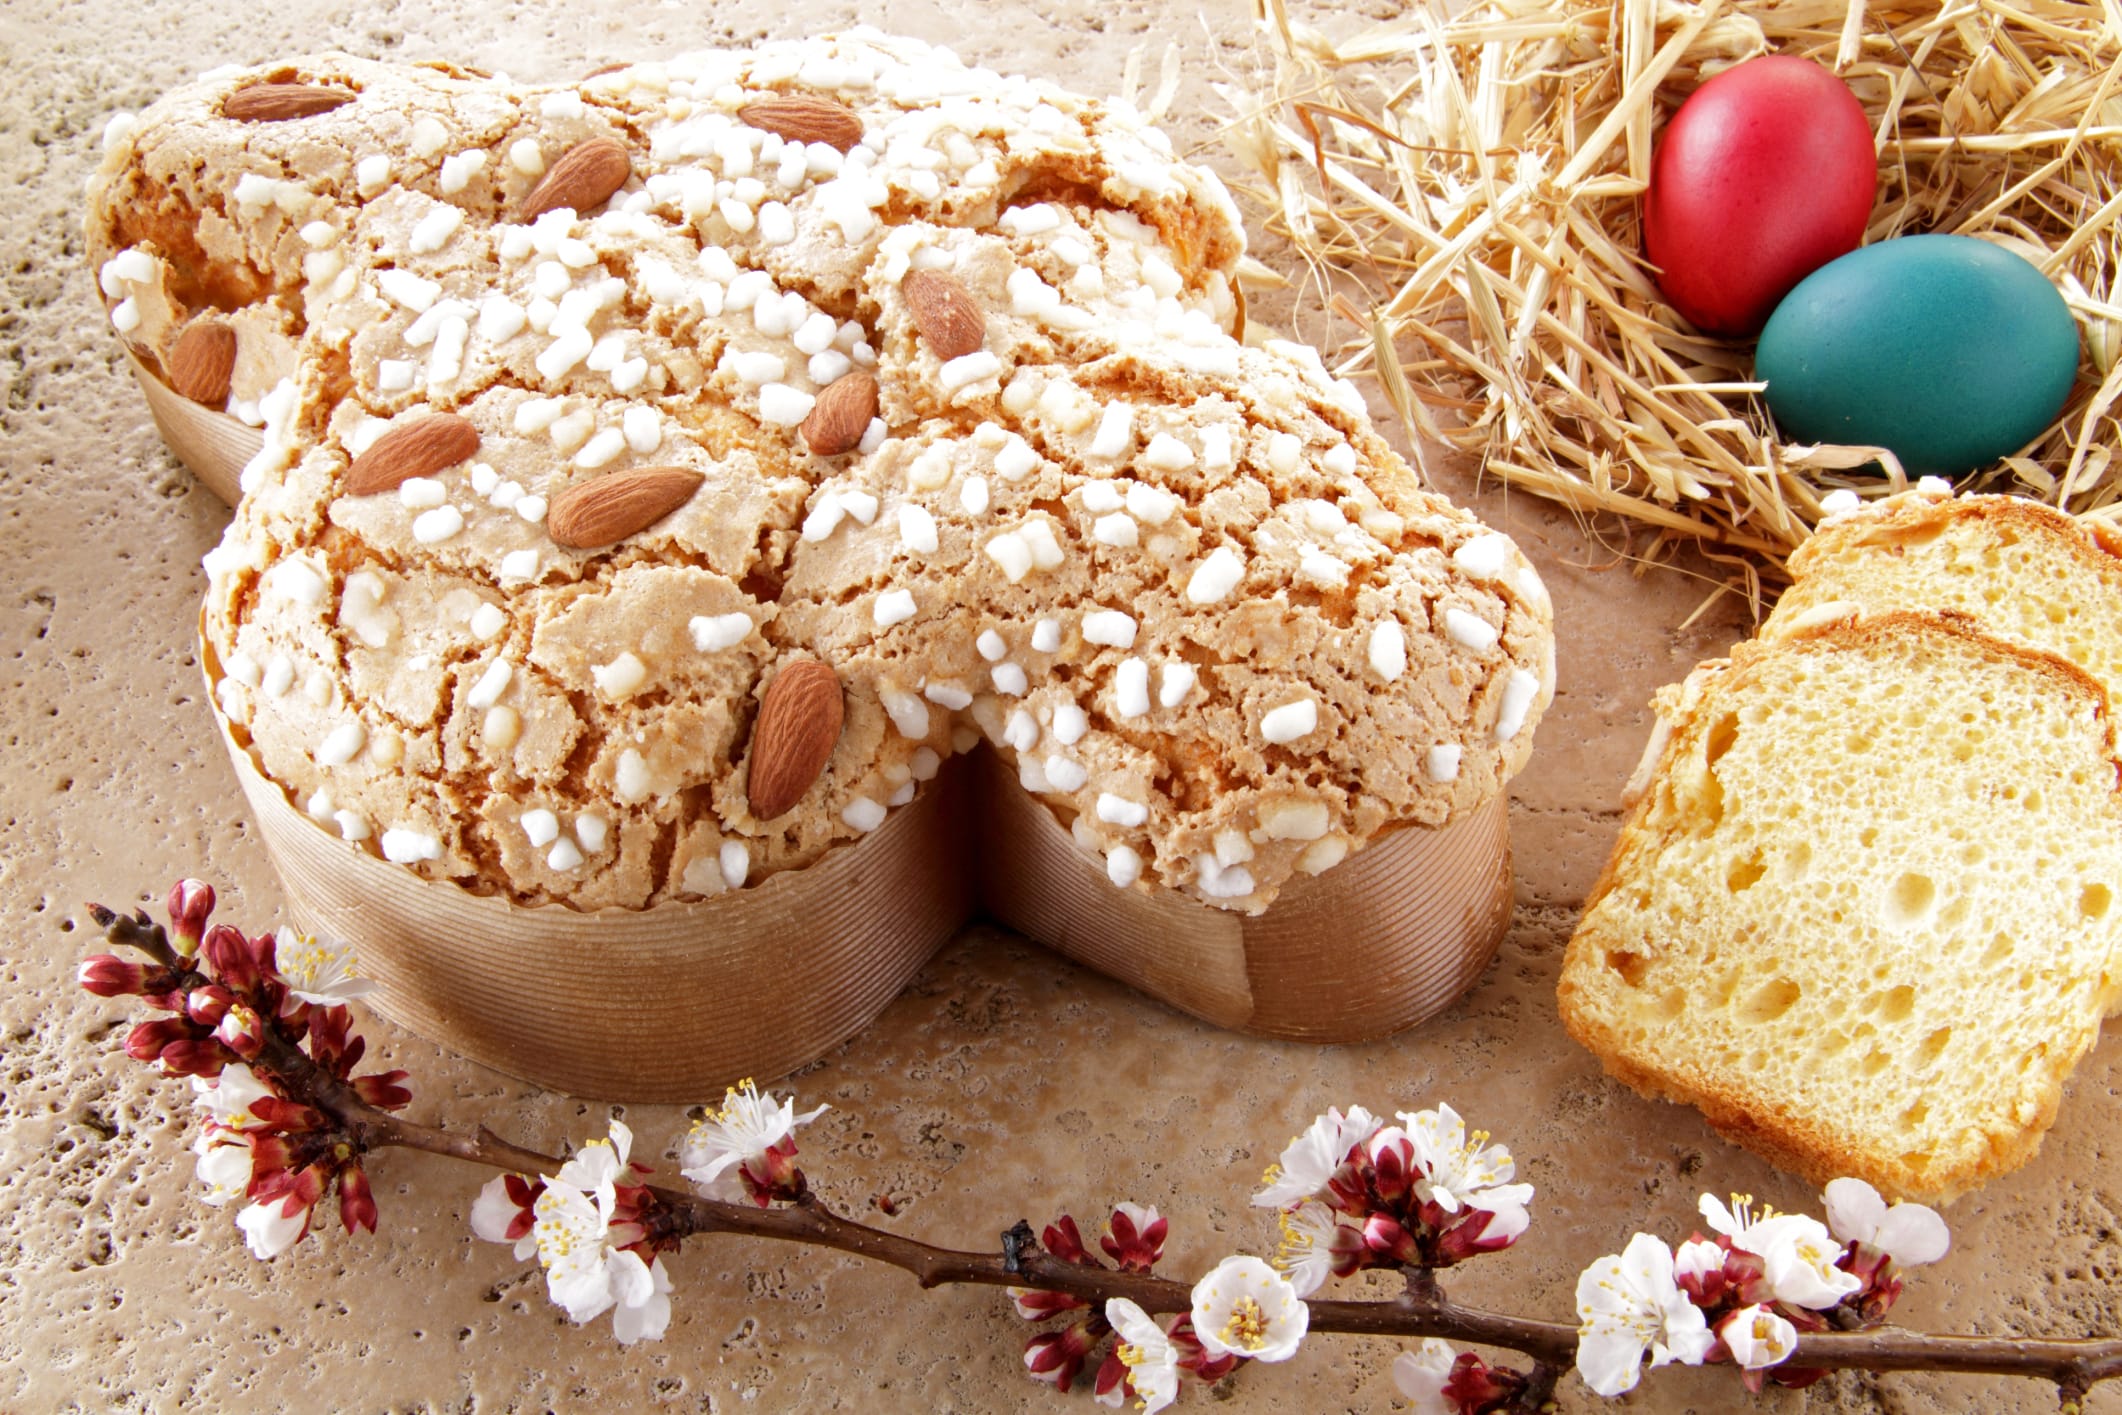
[1755,234,2079,477]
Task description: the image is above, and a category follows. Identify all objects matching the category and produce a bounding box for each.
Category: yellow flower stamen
[699,1077,760,1129]
[1271,1212,1315,1278]
[1220,1297,1270,1352]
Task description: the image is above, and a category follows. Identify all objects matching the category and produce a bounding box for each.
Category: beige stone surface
[3,2,2118,1412]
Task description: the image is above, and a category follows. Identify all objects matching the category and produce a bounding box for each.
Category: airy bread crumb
[1560,613,2122,1202]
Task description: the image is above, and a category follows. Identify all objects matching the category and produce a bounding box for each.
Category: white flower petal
[555,1141,620,1194]
[1873,1203,1950,1267]
[1392,1340,1457,1415]
[611,1259,673,1344]
[680,1082,827,1194]
[1252,1105,1381,1209]
[193,1136,253,1207]
[1657,1291,1716,1366]
[470,1175,525,1244]
[1470,1199,1529,1248]
[235,1197,309,1260]
[1698,1192,1743,1240]
[1672,1237,1724,1284]
[1104,1298,1167,1352]
[607,1247,656,1311]
[1822,1176,1887,1245]
[271,925,380,1006]
[1190,1255,1308,1363]
[1467,1181,1535,1215]
[547,1257,617,1324]
[1617,1230,1676,1295]
[1400,1103,1526,1220]
[1575,1329,1649,1397]
[1722,1303,1798,1370]
[1752,1214,1862,1310]
[193,1062,274,1129]
[1575,1234,1713,1396]
[1101,1301,1182,1414]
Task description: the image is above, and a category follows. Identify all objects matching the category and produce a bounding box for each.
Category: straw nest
[1220,0,2122,580]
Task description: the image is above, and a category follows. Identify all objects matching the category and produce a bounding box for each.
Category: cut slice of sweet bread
[1559,612,2122,1202]
[1765,490,2122,1025]
[1766,490,2122,700]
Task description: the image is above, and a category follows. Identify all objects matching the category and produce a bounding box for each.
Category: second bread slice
[1766,491,2122,698]
[1559,613,2122,1201]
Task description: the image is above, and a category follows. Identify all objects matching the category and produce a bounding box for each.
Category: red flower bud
[1023,1318,1102,1392]
[1099,1204,1167,1273]
[1325,1156,1372,1215]
[1362,1212,1423,1266]
[1435,1204,1526,1263]
[307,1006,362,1076]
[125,1017,191,1064]
[252,928,280,978]
[247,1134,295,1186]
[156,1039,229,1079]
[736,1138,805,1206]
[1442,1351,1529,1411]
[1010,1287,1087,1321]
[1328,1219,1374,1279]
[78,955,145,997]
[496,1175,543,1242]
[167,879,216,956]
[1724,1245,1775,1308]
[338,1163,378,1236]
[1370,1133,1416,1207]
[252,1161,326,1213]
[202,925,262,992]
[248,1096,325,1134]
[352,1070,413,1112]
[1168,1313,1238,1381]
[185,983,234,1028]
[1042,1215,1093,1265]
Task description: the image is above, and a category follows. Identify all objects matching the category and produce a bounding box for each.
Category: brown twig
[91,906,2122,1397]
[86,904,181,970]
[352,1071,2122,1390]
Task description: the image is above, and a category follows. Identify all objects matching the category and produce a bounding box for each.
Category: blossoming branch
[79,883,2122,1411]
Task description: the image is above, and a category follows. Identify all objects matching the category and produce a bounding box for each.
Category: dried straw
[1220,0,2122,577]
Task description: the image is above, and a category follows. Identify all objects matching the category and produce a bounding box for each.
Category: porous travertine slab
[6,3,2117,1412]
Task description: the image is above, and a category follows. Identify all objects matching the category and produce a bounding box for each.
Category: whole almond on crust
[168,319,238,406]
[800,371,880,457]
[223,83,355,121]
[902,270,985,360]
[518,137,633,221]
[546,466,705,548]
[746,659,844,821]
[345,414,481,495]
[737,94,865,153]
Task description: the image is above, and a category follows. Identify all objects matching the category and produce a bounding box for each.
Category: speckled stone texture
[4,2,2117,1412]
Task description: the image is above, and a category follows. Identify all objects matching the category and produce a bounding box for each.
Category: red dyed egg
[1644,55,1876,336]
